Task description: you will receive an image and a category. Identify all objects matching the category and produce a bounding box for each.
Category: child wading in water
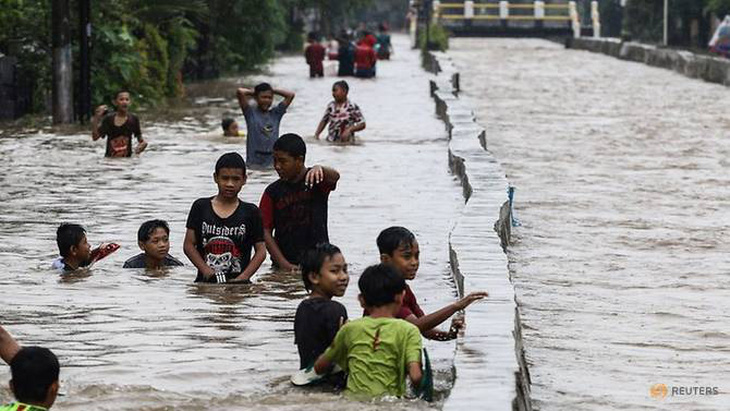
[304,32,326,78]
[92,90,147,157]
[314,263,423,399]
[374,226,488,340]
[295,243,349,371]
[315,81,366,143]
[236,83,295,168]
[183,153,266,283]
[123,219,184,269]
[259,134,340,270]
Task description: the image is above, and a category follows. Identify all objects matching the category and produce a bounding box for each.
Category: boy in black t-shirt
[259,133,340,270]
[91,90,147,157]
[183,153,266,283]
[294,243,349,370]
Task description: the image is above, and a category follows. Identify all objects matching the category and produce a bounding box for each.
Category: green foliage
[708,0,730,17]
[419,23,449,52]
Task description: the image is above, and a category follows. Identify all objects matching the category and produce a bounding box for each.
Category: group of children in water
[305,24,392,79]
[0,52,488,408]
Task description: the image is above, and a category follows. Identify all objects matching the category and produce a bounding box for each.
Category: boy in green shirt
[1,345,60,411]
[314,263,422,398]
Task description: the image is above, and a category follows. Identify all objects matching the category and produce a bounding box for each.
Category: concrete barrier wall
[424,51,532,411]
[567,37,730,86]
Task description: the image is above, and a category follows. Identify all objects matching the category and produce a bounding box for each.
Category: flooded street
[0,35,465,410]
[449,38,730,410]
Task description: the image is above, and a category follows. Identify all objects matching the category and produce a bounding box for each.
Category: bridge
[426,0,601,38]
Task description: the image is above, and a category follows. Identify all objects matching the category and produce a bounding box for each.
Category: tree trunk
[52,0,73,124]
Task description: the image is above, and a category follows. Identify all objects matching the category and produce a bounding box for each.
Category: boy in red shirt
[304,32,326,78]
[374,226,489,340]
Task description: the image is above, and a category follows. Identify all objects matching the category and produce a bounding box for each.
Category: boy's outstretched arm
[408,361,423,387]
[405,291,488,338]
[0,325,20,365]
[305,165,340,187]
[274,88,296,108]
[183,229,215,279]
[235,241,266,282]
[236,88,253,113]
[263,229,297,271]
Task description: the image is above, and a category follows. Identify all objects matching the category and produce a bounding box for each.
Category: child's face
[382,240,420,280]
[309,253,349,297]
[139,227,170,262]
[74,234,92,263]
[214,167,246,199]
[115,92,131,111]
[273,150,305,181]
[225,121,239,137]
[332,86,348,102]
[255,90,274,110]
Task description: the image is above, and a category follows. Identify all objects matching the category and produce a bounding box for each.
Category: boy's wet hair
[215,152,247,175]
[358,263,406,307]
[333,80,349,93]
[273,133,306,160]
[221,118,235,132]
[114,90,130,100]
[254,82,273,96]
[377,226,416,256]
[137,219,170,243]
[10,347,59,404]
[300,243,342,291]
[56,223,86,258]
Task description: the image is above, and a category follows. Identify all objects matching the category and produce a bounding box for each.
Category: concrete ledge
[424,52,532,411]
[567,37,730,87]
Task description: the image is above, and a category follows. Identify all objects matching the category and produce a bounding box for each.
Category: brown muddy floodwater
[449,38,730,410]
[0,35,467,410]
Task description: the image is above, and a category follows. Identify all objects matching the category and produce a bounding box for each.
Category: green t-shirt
[323,316,422,398]
[0,402,48,411]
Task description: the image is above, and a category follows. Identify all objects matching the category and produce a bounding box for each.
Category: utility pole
[663,0,669,46]
[79,0,91,123]
[52,0,73,124]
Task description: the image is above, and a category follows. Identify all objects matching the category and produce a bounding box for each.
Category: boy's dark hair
[300,243,342,291]
[254,82,273,96]
[114,90,130,100]
[377,226,416,256]
[307,31,319,42]
[10,347,60,404]
[333,80,349,93]
[215,152,247,175]
[358,264,406,307]
[56,223,86,258]
[221,118,235,132]
[273,133,306,159]
[137,219,170,243]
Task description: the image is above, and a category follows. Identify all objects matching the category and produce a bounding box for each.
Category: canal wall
[566,37,730,86]
[424,51,532,411]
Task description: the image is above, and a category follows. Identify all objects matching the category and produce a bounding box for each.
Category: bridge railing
[433,1,601,38]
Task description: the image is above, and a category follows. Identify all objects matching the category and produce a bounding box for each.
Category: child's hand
[201,266,216,280]
[94,105,107,118]
[455,291,488,310]
[305,165,324,187]
[341,128,352,140]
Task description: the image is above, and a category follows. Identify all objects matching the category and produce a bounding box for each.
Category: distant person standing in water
[305,32,326,78]
[92,90,147,157]
[337,32,355,77]
[237,83,295,168]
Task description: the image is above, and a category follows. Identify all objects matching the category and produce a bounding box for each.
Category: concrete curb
[567,37,730,86]
[423,50,531,411]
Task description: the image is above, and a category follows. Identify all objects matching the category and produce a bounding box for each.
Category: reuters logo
[650,384,668,399]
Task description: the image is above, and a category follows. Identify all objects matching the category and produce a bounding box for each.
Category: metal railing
[433,1,601,38]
